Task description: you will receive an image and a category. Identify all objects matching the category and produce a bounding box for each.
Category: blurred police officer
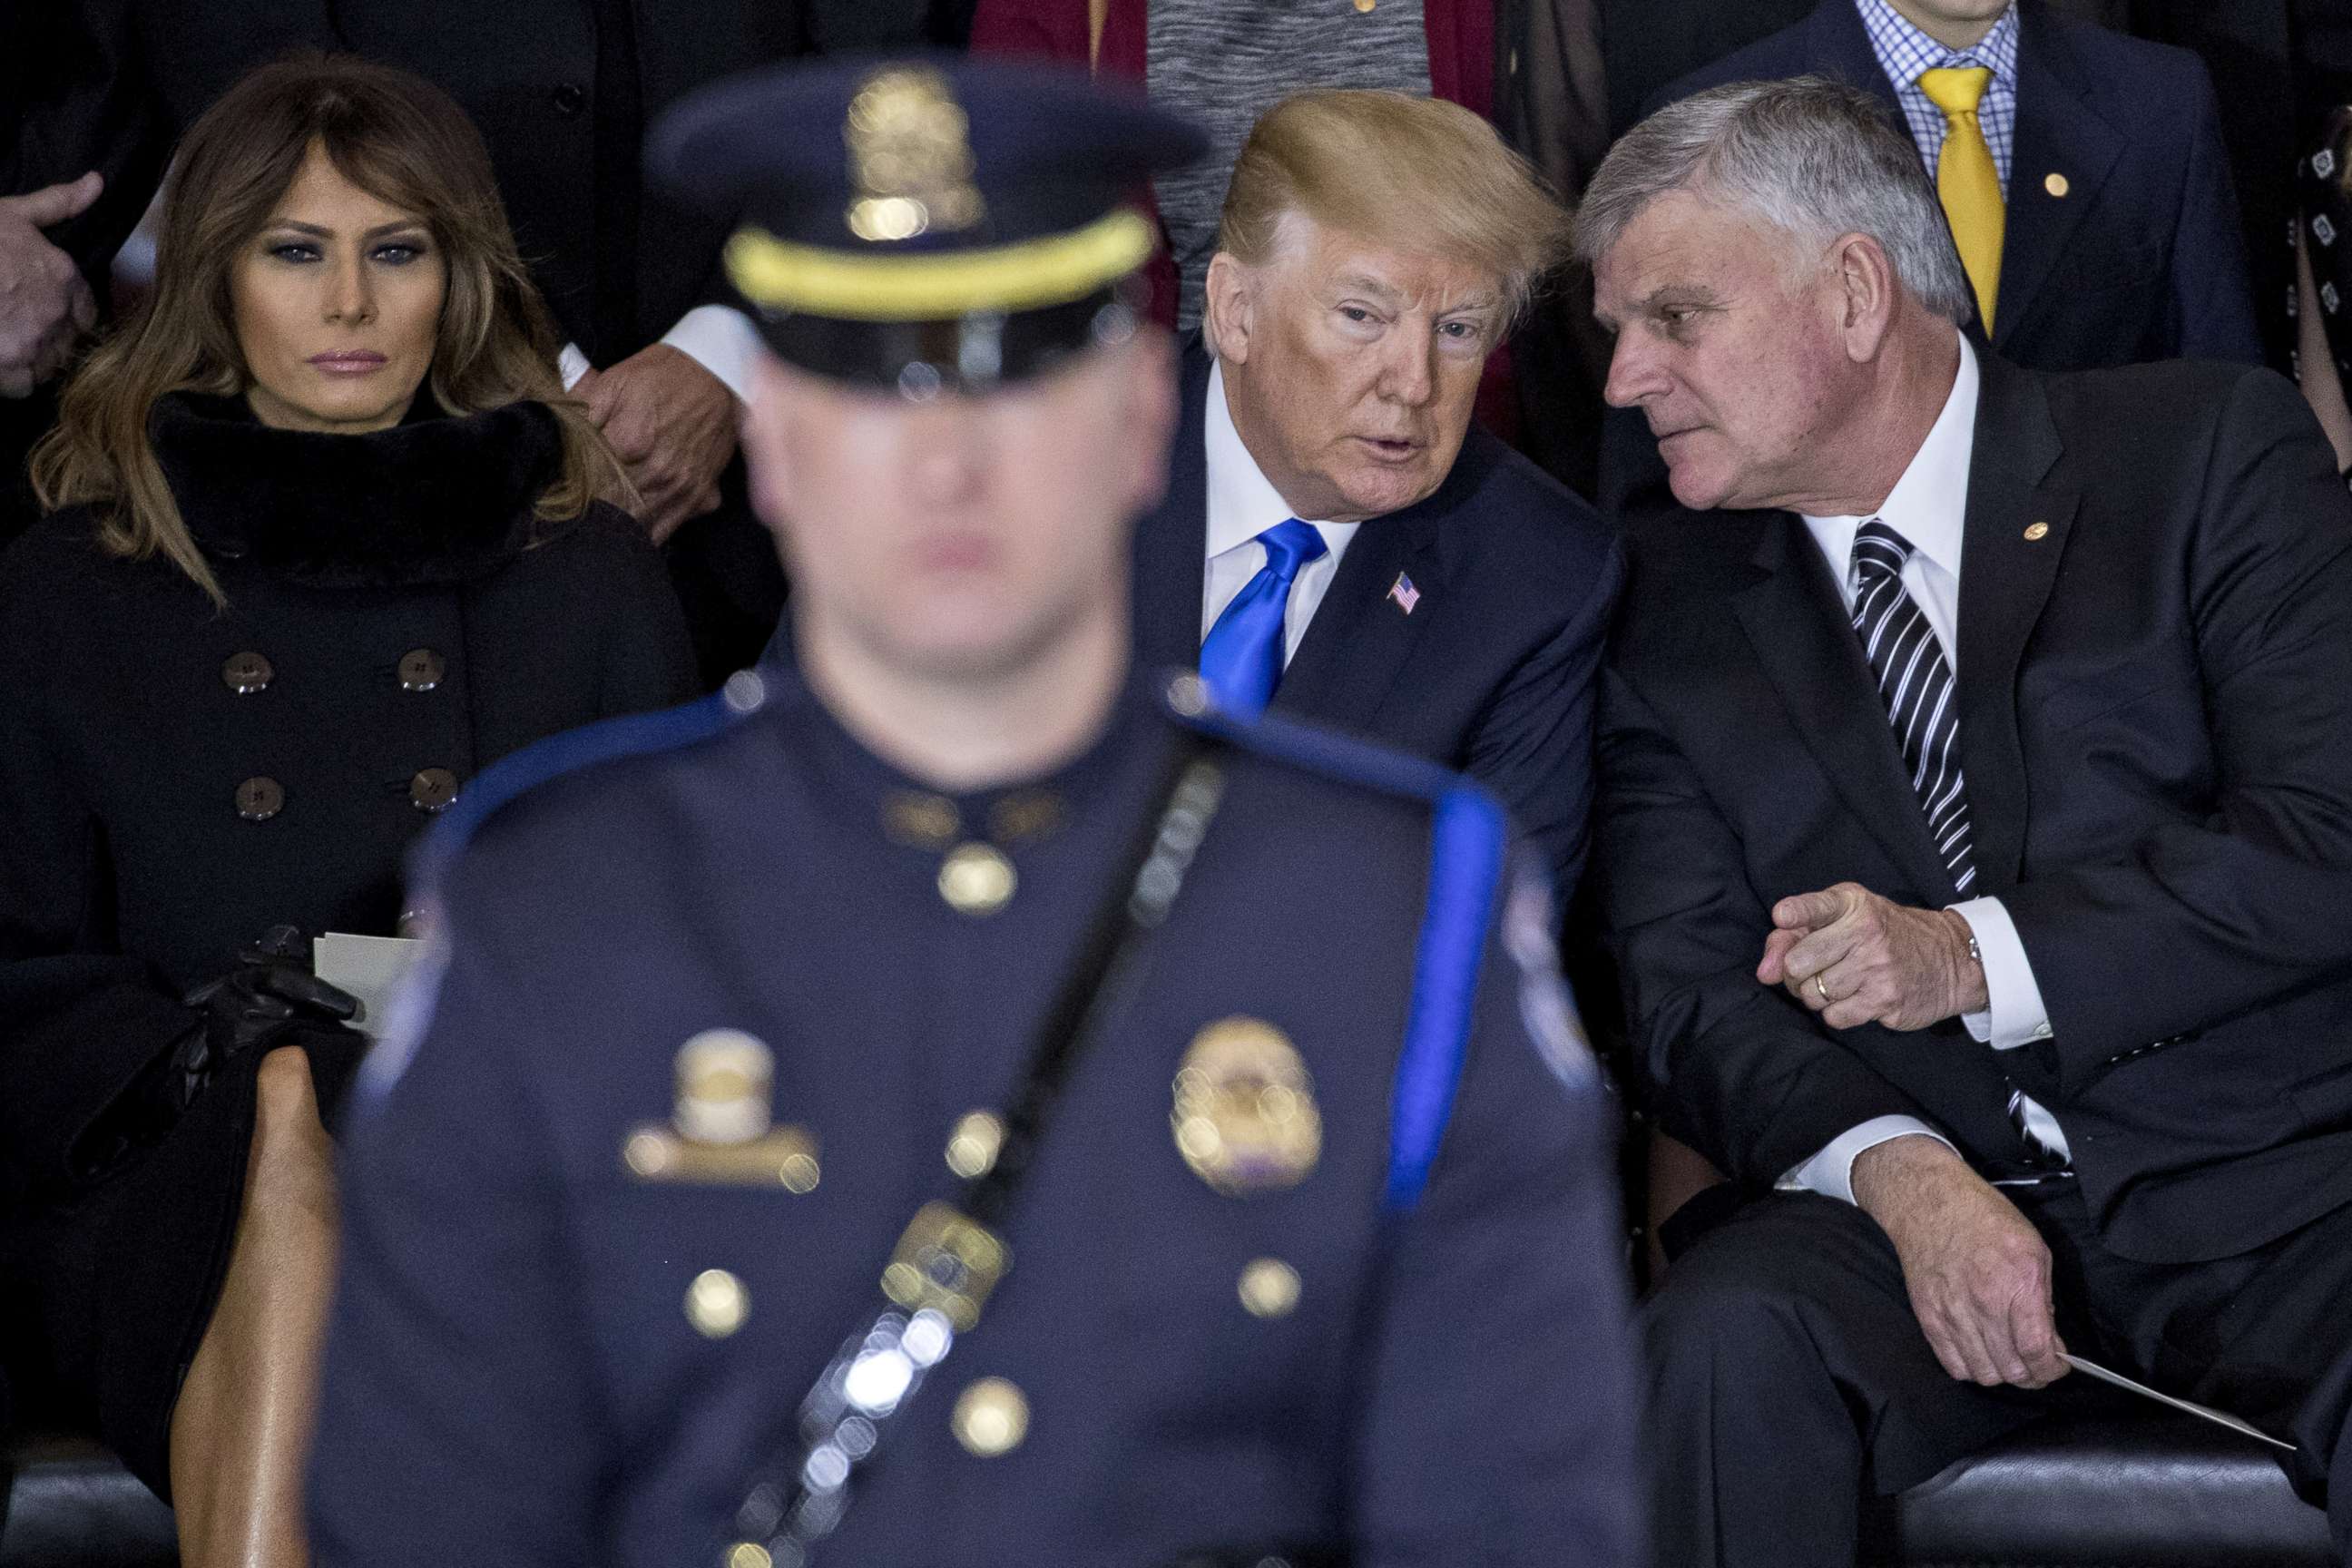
[302,54,1641,1568]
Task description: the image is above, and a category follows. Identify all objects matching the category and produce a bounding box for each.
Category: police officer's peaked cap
[650,55,1207,396]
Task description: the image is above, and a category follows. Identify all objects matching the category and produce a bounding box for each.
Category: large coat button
[397,649,446,692]
[220,652,273,694]
[408,768,460,813]
[235,777,284,820]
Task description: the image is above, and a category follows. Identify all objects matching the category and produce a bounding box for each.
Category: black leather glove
[172,924,364,1114]
[75,927,368,1181]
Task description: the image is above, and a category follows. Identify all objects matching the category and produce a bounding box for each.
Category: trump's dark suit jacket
[1135,348,1623,898]
[1595,352,2352,1267]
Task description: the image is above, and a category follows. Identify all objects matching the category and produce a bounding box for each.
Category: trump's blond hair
[1215,90,1571,323]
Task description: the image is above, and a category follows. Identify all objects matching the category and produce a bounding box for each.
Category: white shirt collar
[1802,333,1979,587]
[1204,359,1350,555]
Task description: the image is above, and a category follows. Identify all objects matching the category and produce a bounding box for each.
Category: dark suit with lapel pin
[1602,0,2264,524]
[1135,346,1623,900]
[1596,350,2352,1561]
[1663,0,2259,370]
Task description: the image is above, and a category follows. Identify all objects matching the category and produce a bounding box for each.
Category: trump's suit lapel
[1994,9,2124,356]
[1273,505,1446,730]
[1955,355,2075,890]
[1731,513,1964,905]
[1132,348,1216,675]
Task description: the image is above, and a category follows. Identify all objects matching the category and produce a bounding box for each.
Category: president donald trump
[1130,89,1620,900]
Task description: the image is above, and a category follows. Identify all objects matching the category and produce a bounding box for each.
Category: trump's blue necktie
[1199,519,1327,717]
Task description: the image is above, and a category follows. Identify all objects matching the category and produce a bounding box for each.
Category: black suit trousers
[1644,1186,2352,1566]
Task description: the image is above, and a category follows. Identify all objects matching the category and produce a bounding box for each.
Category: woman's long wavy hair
[31,54,632,603]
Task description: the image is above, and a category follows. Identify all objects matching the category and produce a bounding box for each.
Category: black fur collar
[150,391,568,588]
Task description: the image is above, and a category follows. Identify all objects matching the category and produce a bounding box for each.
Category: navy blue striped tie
[1850,522,1976,895]
[1850,525,2063,1167]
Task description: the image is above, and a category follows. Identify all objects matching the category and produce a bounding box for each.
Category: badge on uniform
[622,1029,820,1189]
[1171,1017,1322,1195]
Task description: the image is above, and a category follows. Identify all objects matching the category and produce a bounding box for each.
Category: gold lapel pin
[2044,172,2070,199]
[2024,521,2051,542]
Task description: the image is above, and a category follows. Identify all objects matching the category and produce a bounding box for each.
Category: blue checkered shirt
[1857,0,2020,193]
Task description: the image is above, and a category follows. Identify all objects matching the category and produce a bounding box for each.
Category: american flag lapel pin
[1387,572,1421,615]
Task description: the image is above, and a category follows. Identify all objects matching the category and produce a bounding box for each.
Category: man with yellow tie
[1656,0,2259,367]
[1597,0,2266,527]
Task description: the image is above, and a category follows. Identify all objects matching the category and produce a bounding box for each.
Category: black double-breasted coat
[0,392,699,1488]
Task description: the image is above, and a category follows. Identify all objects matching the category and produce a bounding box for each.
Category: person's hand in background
[578,342,739,541]
[0,172,103,397]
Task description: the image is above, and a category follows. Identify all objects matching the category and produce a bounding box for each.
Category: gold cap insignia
[1171,1017,1322,1195]
[845,66,985,243]
[622,1030,820,1189]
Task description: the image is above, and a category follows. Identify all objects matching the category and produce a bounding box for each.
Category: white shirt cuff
[1777,1117,1955,1205]
[1949,897,2053,1051]
[557,342,591,390]
[659,305,760,405]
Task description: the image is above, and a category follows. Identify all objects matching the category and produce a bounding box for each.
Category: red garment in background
[969,0,1517,443]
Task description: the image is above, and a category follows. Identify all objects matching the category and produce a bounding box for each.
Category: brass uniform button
[1354,0,1377,11]
[397,648,446,692]
[685,1269,750,1338]
[2024,521,2051,542]
[1239,1258,1302,1318]
[946,1110,1005,1178]
[951,1377,1029,1456]
[937,842,1015,916]
[220,652,273,694]
[234,776,284,821]
[725,1545,772,1568]
[408,767,460,813]
[2043,172,2070,198]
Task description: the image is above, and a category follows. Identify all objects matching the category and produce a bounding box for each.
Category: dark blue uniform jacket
[306,666,1642,1568]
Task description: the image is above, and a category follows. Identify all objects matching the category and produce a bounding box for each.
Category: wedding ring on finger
[1813,974,1830,1004]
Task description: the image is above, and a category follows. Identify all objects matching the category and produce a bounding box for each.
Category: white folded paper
[2060,1353,2296,1452]
[313,933,426,1039]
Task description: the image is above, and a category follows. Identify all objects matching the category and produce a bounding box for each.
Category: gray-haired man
[1586,77,2352,1564]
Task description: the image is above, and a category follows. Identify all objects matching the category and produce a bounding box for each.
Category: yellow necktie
[1917,65,2003,333]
